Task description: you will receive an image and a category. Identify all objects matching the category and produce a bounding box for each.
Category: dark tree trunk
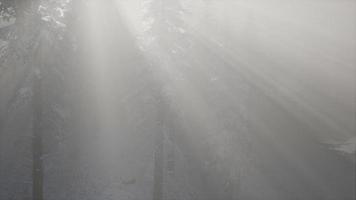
[153,122,164,200]
[32,72,43,200]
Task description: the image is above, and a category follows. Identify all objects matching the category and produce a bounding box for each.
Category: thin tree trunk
[153,122,164,200]
[32,72,43,200]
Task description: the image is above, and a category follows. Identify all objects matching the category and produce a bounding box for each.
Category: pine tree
[142,0,186,49]
[1,1,74,199]
[0,0,16,21]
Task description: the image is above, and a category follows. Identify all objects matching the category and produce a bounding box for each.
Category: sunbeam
[0,0,355,199]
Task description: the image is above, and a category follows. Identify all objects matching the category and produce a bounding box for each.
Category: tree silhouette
[1,1,74,199]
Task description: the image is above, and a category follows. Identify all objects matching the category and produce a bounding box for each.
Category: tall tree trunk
[153,122,164,200]
[32,72,43,200]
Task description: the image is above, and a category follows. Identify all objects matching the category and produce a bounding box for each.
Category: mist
[0,0,355,199]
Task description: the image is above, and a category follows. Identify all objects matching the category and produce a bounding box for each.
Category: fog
[0,0,355,199]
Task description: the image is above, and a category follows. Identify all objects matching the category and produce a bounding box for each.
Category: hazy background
[0,0,355,199]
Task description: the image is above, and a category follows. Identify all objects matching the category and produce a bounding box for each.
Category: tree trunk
[153,122,164,200]
[32,72,43,200]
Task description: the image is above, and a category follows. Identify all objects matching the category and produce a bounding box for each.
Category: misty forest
[0,0,355,199]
